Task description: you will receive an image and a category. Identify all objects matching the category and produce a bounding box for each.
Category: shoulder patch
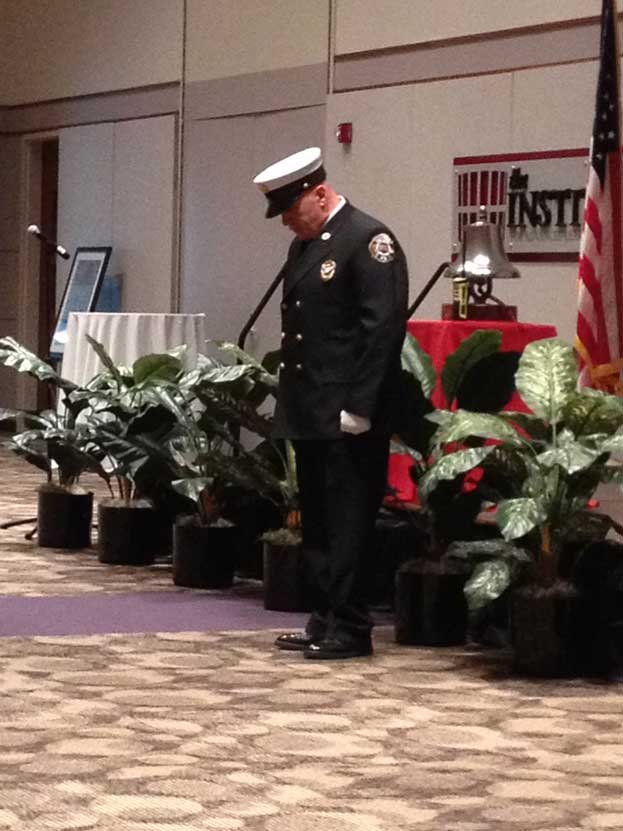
[369,232,395,263]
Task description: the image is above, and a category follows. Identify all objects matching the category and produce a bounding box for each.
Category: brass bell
[447,208,520,285]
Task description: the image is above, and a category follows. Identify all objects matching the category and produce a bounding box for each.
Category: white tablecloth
[61,312,207,387]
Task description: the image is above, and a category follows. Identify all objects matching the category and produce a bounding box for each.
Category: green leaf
[434,410,524,448]
[446,538,532,563]
[392,370,436,455]
[132,353,183,386]
[213,341,265,371]
[499,411,550,441]
[463,560,513,610]
[441,329,502,407]
[261,349,282,379]
[4,431,51,474]
[0,408,50,429]
[400,332,436,399]
[515,337,576,423]
[419,445,495,497]
[0,336,74,389]
[141,387,197,435]
[496,497,547,540]
[200,364,255,385]
[455,350,519,413]
[171,477,211,508]
[562,390,623,437]
[600,432,623,459]
[85,334,124,385]
[212,341,279,389]
[537,439,604,475]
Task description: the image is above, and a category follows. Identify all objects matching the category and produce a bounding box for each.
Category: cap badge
[320,259,337,281]
[369,233,395,263]
[321,231,331,241]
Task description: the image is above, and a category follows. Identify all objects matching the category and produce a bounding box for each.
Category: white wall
[335,0,602,54]
[181,106,325,356]
[324,57,600,344]
[57,123,115,283]
[186,0,330,81]
[111,117,177,313]
[57,116,176,314]
[0,0,183,105]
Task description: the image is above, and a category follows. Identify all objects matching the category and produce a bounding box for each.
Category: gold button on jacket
[273,201,409,440]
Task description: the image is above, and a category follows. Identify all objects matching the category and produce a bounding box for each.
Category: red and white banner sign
[453,149,589,261]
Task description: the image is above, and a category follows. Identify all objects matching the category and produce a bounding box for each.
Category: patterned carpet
[1,446,623,830]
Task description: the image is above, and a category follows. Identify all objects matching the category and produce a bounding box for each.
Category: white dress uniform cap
[253,147,326,218]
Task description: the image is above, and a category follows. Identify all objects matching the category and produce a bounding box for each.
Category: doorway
[37,138,59,409]
[18,134,60,411]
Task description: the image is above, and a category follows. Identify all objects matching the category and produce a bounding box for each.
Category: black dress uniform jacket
[273,201,409,439]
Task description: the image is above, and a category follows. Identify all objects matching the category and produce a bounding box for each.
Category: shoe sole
[304,649,373,660]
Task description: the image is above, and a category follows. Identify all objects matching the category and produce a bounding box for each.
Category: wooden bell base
[441,302,518,321]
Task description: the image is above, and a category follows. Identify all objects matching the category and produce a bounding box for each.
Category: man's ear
[314,184,328,209]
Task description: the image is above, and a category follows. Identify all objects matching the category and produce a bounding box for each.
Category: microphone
[27,224,70,260]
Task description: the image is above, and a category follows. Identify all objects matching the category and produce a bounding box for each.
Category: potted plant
[259,439,314,612]
[420,336,623,675]
[208,344,312,610]
[148,343,287,590]
[70,334,192,565]
[0,337,106,549]
[392,328,520,645]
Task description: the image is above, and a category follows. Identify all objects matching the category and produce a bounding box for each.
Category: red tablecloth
[388,319,558,503]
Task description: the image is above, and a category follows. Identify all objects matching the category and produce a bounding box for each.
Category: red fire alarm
[336,122,353,144]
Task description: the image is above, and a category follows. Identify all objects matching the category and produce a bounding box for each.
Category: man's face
[281,186,327,240]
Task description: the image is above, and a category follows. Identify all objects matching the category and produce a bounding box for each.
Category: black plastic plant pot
[37,486,93,550]
[173,518,237,589]
[97,503,160,566]
[511,583,581,678]
[394,560,469,646]
[262,541,313,612]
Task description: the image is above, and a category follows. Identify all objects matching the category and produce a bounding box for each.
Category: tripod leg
[0,517,37,530]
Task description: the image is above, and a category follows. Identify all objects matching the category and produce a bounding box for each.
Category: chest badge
[320,259,337,281]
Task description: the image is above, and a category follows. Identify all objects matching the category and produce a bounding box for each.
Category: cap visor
[265,202,282,219]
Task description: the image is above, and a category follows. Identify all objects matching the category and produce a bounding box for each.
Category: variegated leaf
[419,446,495,497]
[434,410,523,447]
[464,560,513,611]
[400,332,436,399]
[515,337,576,424]
[496,497,547,540]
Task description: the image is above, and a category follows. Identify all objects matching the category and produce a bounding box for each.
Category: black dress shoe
[274,632,315,651]
[303,637,373,660]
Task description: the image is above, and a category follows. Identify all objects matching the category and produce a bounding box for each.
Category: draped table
[61,312,207,386]
[388,318,558,502]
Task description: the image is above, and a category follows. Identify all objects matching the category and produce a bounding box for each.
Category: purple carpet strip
[0,591,307,637]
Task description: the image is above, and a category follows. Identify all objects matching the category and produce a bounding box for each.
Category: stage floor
[0,445,621,831]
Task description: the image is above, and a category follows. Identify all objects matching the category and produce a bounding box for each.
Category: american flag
[576,0,623,390]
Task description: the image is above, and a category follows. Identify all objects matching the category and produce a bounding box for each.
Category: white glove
[340,410,371,435]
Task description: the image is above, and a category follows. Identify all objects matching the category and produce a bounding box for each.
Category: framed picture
[50,246,112,358]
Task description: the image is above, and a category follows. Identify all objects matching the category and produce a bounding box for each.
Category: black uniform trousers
[293,433,390,644]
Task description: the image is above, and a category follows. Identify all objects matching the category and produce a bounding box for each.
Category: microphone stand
[237,268,286,351]
[1,230,71,535]
[231,269,287,448]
